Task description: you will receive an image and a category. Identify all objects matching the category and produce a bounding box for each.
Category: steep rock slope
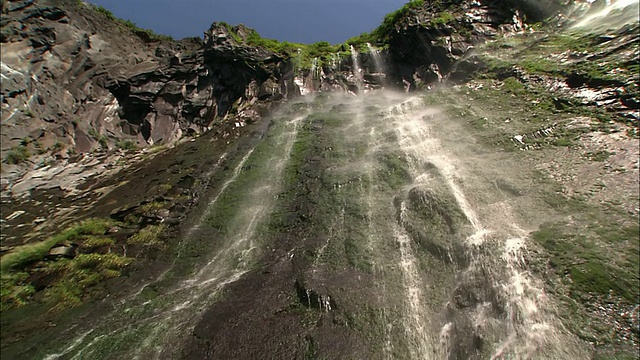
[1,0,296,182]
[0,0,638,358]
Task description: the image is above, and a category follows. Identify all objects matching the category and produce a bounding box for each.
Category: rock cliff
[0,0,640,358]
[1,0,296,184]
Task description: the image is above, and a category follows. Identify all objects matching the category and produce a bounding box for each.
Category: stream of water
[39,91,588,360]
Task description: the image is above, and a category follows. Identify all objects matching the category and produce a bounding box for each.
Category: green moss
[139,201,166,213]
[80,237,115,250]
[532,219,639,302]
[377,152,412,189]
[502,77,525,93]
[552,138,573,147]
[0,218,121,310]
[0,272,34,308]
[430,11,454,27]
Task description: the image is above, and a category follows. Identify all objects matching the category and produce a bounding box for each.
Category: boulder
[47,245,76,259]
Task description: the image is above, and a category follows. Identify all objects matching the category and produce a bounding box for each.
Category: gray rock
[47,245,75,258]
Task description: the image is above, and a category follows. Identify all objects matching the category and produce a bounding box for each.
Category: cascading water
[41,110,308,360]
[573,0,639,29]
[310,57,320,80]
[34,90,593,360]
[5,1,638,358]
[350,45,363,93]
[367,42,386,76]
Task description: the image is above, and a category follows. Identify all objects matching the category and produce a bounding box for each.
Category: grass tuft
[127,224,165,246]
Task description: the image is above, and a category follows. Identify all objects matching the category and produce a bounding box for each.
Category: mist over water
[40,91,591,359]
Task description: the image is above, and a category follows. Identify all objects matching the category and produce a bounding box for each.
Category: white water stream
[42,113,306,360]
[378,95,586,359]
[39,92,590,360]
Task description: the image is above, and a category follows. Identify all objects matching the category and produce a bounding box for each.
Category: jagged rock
[1,1,299,185]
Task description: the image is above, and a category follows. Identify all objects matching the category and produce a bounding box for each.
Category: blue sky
[87,0,408,44]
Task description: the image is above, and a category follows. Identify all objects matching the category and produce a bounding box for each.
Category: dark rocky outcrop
[381,0,533,90]
[1,0,297,180]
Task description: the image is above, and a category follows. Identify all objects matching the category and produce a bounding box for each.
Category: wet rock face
[293,0,561,94]
[294,278,336,311]
[382,0,529,90]
[0,1,296,168]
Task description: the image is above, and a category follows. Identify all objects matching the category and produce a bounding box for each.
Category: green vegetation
[501,77,525,93]
[116,140,138,151]
[236,27,347,72]
[43,253,133,311]
[429,11,455,27]
[482,30,634,89]
[89,128,112,148]
[127,224,166,247]
[346,1,458,46]
[23,109,34,117]
[81,237,115,250]
[88,127,100,139]
[216,0,460,72]
[51,141,64,152]
[532,219,639,302]
[0,218,123,311]
[1,218,114,273]
[92,5,173,42]
[377,152,412,189]
[4,145,30,164]
[585,150,612,162]
[0,272,34,308]
[370,0,427,42]
[0,211,168,311]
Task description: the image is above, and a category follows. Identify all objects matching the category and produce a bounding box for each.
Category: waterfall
[39,92,590,360]
[366,42,386,75]
[367,42,387,88]
[573,0,639,29]
[310,57,320,80]
[349,45,363,93]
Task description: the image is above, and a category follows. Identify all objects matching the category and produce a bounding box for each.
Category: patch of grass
[552,138,573,147]
[4,145,30,164]
[0,218,115,273]
[51,141,64,152]
[127,224,165,246]
[159,183,172,192]
[1,218,117,310]
[139,201,166,213]
[430,11,455,27]
[80,236,115,250]
[116,140,137,151]
[98,135,108,148]
[0,272,34,308]
[94,5,116,20]
[43,253,133,311]
[88,127,101,140]
[502,77,525,93]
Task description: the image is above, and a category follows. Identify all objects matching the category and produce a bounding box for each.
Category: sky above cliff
[87,0,409,44]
